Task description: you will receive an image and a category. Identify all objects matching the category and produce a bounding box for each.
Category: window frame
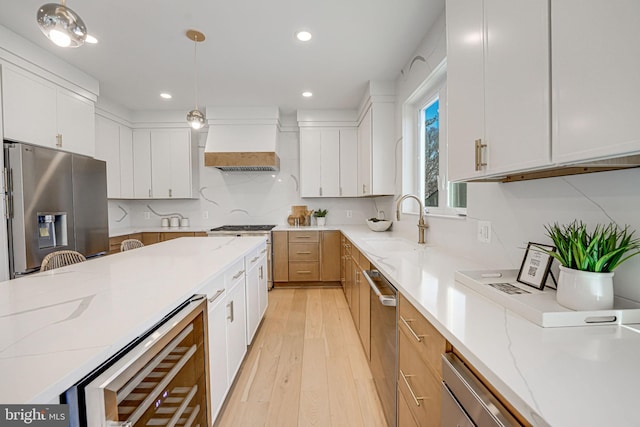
[401,60,467,218]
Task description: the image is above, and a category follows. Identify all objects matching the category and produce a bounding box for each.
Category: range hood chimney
[204,107,281,171]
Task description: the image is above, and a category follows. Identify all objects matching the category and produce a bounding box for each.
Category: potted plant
[314,209,328,226]
[541,221,640,310]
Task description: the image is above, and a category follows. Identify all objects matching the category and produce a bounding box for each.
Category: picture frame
[517,242,556,290]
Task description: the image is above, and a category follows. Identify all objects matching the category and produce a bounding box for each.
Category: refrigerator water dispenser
[37,213,67,249]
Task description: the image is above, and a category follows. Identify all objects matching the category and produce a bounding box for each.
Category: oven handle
[363,270,396,307]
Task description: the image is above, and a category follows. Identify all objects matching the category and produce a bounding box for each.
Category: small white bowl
[366,219,392,232]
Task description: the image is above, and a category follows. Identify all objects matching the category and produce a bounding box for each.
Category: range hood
[204,107,281,171]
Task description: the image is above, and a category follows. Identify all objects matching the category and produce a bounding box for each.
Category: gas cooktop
[209,225,276,232]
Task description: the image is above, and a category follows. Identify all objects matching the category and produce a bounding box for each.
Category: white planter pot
[557,266,615,311]
[316,217,326,227]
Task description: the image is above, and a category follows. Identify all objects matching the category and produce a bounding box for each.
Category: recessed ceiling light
[302,91,313,98]
[160,93,172,99]
[85,34,98,44]
[295,30,312,42]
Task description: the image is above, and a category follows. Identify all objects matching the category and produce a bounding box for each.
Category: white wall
[394,11,640,303]
[110,128,387,230]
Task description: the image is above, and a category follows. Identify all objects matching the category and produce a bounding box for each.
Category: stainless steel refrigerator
[4,142,109,277]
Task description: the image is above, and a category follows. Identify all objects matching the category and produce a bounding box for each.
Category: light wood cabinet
[95,115,134,199]
[299,128,358,197]
[273,230,341,286]
[446,0,550,181]
[108,231,205,254]
[397,293,449,427]
[2,64,95,156]
[132,128,198,199]
[357,103,395,196]
[141,232,161,246]
[552,1,640,164]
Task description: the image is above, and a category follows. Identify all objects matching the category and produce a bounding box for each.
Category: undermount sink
[362,237,426,253]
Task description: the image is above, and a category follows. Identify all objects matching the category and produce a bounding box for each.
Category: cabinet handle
[55,133,62,147]
[227,300,234,322]
[208,289,225,303]
[400,315,425,342]
[261,248,267,254]
[474,139,487,171]
[297,270,312,274]
[148,189,152,198]
[319,187,323,196]
[169,188,172,197]
[362,184,366,194]
[251,256,260,263]
[232,269,245,280]
[296,251,312,254]
[400,369,425,407]
[259,265,264,280]
[296,236,311,239]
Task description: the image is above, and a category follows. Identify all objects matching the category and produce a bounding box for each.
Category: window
[402,61,466,216]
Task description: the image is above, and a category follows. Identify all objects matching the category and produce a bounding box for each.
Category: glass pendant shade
[37,2,87,48]
[187,109,206,130]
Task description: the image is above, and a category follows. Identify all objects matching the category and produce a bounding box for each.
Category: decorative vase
[316,217,326,227]
[557,266,615,310]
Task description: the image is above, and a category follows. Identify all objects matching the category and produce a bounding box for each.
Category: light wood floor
[215,287,388,427]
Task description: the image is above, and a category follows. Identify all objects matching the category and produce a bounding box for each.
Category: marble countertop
[109,226,211,237]
[0,236,266,404]
[339,225,640,427]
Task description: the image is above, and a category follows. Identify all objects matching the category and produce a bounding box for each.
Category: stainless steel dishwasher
[442,352,520,427]
[363,269,397,427]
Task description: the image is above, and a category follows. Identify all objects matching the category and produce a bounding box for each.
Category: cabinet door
[320,230,341,281]
[320,129,340,197]
[357,107,372,195]
[132,130,152,198]
[208,289,229,421]
[299,128,322,197]
[150,129,192,198]
[226,277,247,383]
[150,130,172,198]
[272,231,288,282]
[56,88,95,157]
[119,125,134,198]
[169,129,193,198]
[1,65,57,148]
[258,253,268,320]
[339,129,358,197]
[446,0,485,182]
[245,262,260,344]
[483,0,550,175]
[552,0,640,163]
[370,103,395,196]
[95,116,121,198]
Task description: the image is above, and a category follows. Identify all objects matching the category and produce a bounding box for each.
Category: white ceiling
[0,0,444,115]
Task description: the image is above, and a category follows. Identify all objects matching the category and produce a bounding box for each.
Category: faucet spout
[396,194,428,244]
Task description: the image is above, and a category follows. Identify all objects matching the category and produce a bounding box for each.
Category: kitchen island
[0,236,266,404]
[339,225,640,427]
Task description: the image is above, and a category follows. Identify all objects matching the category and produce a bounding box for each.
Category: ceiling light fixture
[302,91,313,98]
[295,30,312,42]
[160,93,172,99]
[36,0,87,48]
[186,29,206,130]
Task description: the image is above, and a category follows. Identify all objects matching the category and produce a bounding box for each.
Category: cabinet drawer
[161,232,195,241]
[141,232,161,245]
[399,293,447,378]
[288,262,320,281]
[288,231,319,243]
[225,258,246,286]
[398,330,441,427]
[398,386,420,427]
[288,242,319,262]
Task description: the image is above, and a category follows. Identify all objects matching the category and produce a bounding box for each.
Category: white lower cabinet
[205,277,229,422]
[245,242,268,344]
[225,263,247,384]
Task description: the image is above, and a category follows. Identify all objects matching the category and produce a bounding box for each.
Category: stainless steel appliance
[441,353,519,427]
[64,296,209,427]
[208,225,275,289]
[363,269,397,427]
[4,142,108,277]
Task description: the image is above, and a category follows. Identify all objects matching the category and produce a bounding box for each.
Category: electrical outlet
[346,210,353,218]
[477,221,491,243]
[202,211,209,219]
[144,212,151,220]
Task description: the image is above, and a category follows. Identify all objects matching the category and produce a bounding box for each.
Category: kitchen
[1,1,640,426]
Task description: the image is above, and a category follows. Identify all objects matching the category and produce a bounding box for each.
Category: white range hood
[204,106,281,171]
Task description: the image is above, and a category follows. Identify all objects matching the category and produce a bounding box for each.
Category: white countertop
[339,226,640,427]
[109,226,210,237]
[0,236,266,404]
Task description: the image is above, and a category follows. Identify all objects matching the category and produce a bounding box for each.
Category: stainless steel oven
[207,225,275,290]
[64,296,209,427]
[363,269,397,427]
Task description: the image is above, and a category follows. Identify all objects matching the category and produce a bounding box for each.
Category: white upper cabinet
[446,0,551,181]
[357,102,394,196]
[133,128,197,199]
[339,128,358,197]
[95,115,134,199]
[2,64,95,156]
[552,1,640,164]
[119,126,134,198]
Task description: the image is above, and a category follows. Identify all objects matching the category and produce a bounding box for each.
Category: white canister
[161,218,170,227]
[169,217,180,228]
[180,218,190,227]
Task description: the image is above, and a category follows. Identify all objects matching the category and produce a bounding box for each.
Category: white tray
[455,269,640,327]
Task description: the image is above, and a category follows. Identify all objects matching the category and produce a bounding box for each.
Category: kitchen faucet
[396,194,428,244]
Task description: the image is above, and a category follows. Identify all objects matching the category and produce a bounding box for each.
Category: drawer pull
[400,369,425,407]
[296,251,312,254]
[261,248,267,254]
[232,269,245,280]
[400,315,424,342]
[251,256,259,263]
[296,236,311,239]
[208,289,225,303]
[296,271,312,274]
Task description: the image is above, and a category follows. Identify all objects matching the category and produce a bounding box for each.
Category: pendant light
[186,30,206,130]
[36,0,87,48]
